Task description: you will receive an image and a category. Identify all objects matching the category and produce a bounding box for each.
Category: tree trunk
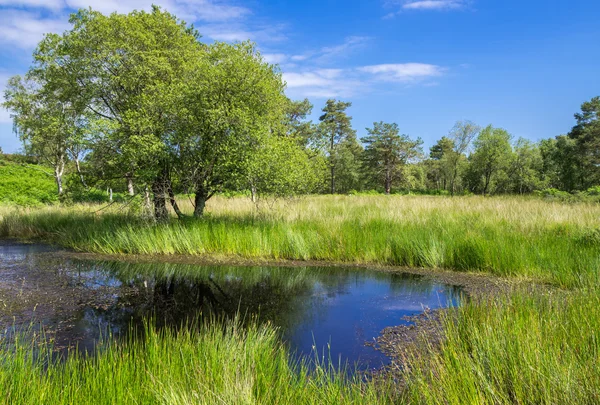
[330,135,335,194]
[194,185,209,218]
[54,159,65,195]
[251,185,257,204]
[152,179,168,221]
[166,178,185,219]
[385,171,391,195]
[74,158,88,189]
[109,188,113,203]
[127,176,135,196]
[483,173,491,195]
[330,165,335,194]
[56,174,63,195]
[144,186,152,215]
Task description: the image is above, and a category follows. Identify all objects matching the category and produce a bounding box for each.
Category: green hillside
[0,156,58,206]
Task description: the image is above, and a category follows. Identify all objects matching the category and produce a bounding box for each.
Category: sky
[1,0,599,153]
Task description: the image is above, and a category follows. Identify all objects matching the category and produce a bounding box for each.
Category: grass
[1,317,394,405]
[1,195,599,288]
[1,195,600,404]
[402,290,600,404]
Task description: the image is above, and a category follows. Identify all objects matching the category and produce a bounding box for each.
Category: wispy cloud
[284,63,445,98]
[0,0,263,50]
[201,22,287,43]
[358,63,445,82]
[317,36,370,62]
[402,1,465,10]
[262,36,370,70]
[384,0,471,18]
[0,10,70,49]
[283,69,363,98]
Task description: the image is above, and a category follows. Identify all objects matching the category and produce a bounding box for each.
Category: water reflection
[0,243,462,368]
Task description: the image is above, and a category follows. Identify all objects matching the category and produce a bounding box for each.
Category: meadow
[1,195,599,288]
[1,195,599,404]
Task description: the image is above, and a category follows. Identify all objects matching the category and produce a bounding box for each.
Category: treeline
[2,7,599,220]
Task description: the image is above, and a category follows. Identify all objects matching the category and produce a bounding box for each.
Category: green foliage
[317,99,361,194]
[509,137,547,193]
[362,122,423,194]
[467,125,513,194]
[0,160,57,206]
[568,96,600,189]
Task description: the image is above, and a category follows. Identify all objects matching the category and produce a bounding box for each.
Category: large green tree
[32,6,201,219]
[170,41,288,217]
[362,122,423,194]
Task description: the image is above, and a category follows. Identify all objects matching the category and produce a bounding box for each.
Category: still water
[0,243,461,369]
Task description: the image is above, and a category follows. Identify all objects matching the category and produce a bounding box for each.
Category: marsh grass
[2,196,600,404]
[0,317,394,405]
[401,290,600,404]
[2,195,599,288]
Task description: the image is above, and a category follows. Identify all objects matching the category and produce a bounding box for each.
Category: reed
[0,317,394,405]
[2,195,599,288]
[401,289,600,404]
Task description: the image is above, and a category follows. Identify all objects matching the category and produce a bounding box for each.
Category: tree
[32,6,202,219]
[362,122,423,194]
[567,96,600,189]
[468,125,513,195]
[427,136,455,191]
[540,136,580,191]
[284,98,317,147]
[3,75,86,195]
[332,137,364,193]
[318,100,357,194]
[509,138,545,194]
[171,41,287,217]
[447,121,480,196]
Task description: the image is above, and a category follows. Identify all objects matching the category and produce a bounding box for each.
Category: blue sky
[1,0,599,153]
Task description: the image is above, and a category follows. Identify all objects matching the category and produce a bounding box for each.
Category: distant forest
[2,7,600,219]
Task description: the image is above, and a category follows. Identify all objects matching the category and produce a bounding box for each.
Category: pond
[0,242,462,370]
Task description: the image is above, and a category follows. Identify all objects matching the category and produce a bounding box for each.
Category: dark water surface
[0,242,461,370]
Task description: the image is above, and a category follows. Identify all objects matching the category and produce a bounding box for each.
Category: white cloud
[283,63,445,99]
[359,63,444,82]
[283,69,362,98]
[384,0,470,16]
[0,0,256,50]
[0,0,250,22]
[318,36,370,61]
[0,0,63,10]
[402,0,465,10]
[0,10,70,49]
[262,53,288,64]
[200,22,286,43]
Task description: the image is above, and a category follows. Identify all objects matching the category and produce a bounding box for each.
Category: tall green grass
[1,317,394,405]
[1,195,599,288]
[2,196,600,404]
[401,290,600,404]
